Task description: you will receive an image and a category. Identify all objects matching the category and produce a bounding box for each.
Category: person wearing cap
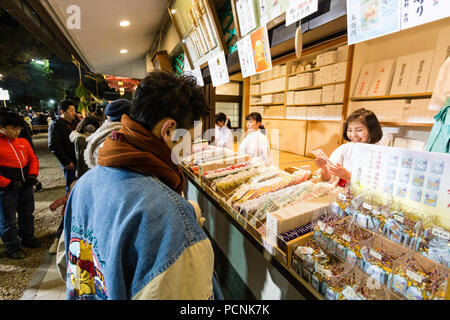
[83,99,131,169]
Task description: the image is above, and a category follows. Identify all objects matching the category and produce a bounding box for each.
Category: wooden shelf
[286,102,343,106]
[266,118,342,123]
[250,103,284,106]
[286,81,346,92]
[350,93,432,101]
[380,122,434,127]
[250,74,286,84]
[287,67,320,76]
[250,90,285,96]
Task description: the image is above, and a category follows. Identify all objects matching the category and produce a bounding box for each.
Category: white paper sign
[401,0,450,30]
[208,51,230,87]
[369,249,383,260]
[184,56,204,87]
[237,36,256,78]
[0,88,9,100]
[236,0,257,36]
[432,227,450,240]
[286,0,318,27]
[406,269,423,283]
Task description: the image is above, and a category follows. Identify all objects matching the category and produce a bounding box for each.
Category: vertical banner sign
[184,56,204,87]
[351,143,450,218]
[347,0,401,45]
[286,0,318,27]
[250,24,272,74]
[401,0,450,30]
[208,50,230,87]
[237,24,272,78]
[0,88,10,101]
[236,0,257,37]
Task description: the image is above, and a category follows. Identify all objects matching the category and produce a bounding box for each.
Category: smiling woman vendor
[315,108,383,187]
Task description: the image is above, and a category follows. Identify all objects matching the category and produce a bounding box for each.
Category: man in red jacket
[0,111,40,259]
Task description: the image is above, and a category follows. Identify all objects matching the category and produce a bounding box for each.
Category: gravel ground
[0,133,66,300]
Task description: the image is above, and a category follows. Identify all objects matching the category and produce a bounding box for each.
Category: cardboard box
[313,71,322,85]
[353,63,377,97]
[333,61,347,82]
[333,84,345,103]
[367,59,396,97]
[390,53,415,95]
[407,50,434,94]
[336,45,349,62]
[320,65,335,84]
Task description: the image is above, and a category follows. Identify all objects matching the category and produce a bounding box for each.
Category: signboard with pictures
[168,0,227,69]
[208,50,230,87]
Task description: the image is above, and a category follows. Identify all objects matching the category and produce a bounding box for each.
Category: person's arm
[0,175,11,188]
[48,121,72,167]
[24,139,39,178]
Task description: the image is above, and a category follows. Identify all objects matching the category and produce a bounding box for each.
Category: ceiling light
[120,20,130,27]
[120,49,128,54]
[171,9,176,14]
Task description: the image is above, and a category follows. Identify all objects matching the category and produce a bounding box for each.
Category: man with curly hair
[57,71,222,300]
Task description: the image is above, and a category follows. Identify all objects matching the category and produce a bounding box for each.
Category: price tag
[317,220,325,231]
[262,238,274,256]
[432,228,450,241]
[342,234,351,242]
[325,226,334,235]
[406,269,423,283]
[393,214,404,223]
[369,249,382,261]
[232,183,250,201]
[338,194,347,201]
[363,203,372,210]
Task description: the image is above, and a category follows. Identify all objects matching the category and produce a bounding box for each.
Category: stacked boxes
[334,84,345,103]
[286,106,307,120]
[288,73,313,89]
[316,50,337,67]
[348,100,407,122]
[313,71,322,85]
[321,85,335,104]
[333,61,347,82]
[306,105,342,121]
[292,89,322,105]
[250,84,260,95]
[336,46,349,63]
[320,65,335,84]
[264,105,284,118]
[261,77,285,93]
[249,106,264,115]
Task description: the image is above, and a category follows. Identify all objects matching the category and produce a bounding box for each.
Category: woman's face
[216,120,225,128]
[346,120,369,143]
[246,119,260,131]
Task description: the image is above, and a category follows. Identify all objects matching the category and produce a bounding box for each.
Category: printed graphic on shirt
[68,237,107,299]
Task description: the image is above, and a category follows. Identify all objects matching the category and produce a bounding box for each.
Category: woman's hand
[314,157,328,168]
[327,163,351,181]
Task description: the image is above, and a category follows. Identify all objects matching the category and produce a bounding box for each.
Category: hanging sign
[400,0,450,30]
[286,0,318,27]
[184,56,204,87]
[347,0,402,45]
[236,0,257,36]
[208,50,230,87]
[237,24,272,78]
[0,88,10,101]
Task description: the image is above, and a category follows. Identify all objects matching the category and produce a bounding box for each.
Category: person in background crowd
[84,99,131,169]
[0,111,40,259]
[57,71,222,300]
[69,116,101,178]
[239,112,273,165]
[19,116,43,192]
[314,108,383,187]
[48,100,78,254]
[214,112,233,150]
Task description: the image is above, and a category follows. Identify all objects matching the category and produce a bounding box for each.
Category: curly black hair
[130,71,210,131]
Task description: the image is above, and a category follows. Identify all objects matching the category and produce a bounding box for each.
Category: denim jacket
[62,166,216,300]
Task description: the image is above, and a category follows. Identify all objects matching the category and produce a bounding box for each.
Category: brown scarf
[97,114,186,194]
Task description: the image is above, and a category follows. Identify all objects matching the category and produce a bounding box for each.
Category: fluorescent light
[120,49,128,54]
[171,9,176,14]
[120,20,130,27]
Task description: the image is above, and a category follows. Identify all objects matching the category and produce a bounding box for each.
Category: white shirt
[429,57,450,111]
[239,129,273,165]
[328,142,359,173]
[214,125,233,149]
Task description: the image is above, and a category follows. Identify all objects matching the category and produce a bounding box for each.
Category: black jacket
[48,118,77,167]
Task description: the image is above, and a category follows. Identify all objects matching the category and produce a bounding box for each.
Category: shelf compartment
[350,93,432,101]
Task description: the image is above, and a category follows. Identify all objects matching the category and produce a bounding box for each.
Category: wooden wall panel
[263,119,307,155]
[305,121,342,158]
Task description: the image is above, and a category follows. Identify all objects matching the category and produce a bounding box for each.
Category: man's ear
[160,119,177,143]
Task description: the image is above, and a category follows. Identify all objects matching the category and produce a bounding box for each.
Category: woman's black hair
[76,116,101,134]
[130,71,210,130]
[215,112,232,129]
[0,111,24,128]
[245,112,265,131]
[343,108,383,144]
